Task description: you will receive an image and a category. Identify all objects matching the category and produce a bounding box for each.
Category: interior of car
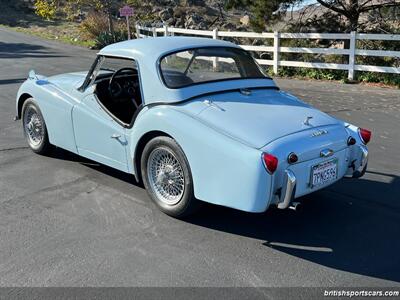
[93,58,142,126]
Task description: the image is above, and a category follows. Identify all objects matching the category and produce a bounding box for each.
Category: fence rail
[135,25,400,80]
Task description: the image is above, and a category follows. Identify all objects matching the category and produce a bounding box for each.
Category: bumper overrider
[276,144,368,209]
[349,144,368,178]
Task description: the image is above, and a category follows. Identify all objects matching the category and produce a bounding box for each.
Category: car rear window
[159,47,268,89]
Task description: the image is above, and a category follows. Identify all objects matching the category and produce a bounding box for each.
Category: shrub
[80,12,129,49]
[94,30,127,49]
[34,0,57,20]
[80,12,110,40]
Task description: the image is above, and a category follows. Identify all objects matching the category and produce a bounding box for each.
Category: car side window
[89,56,143,127]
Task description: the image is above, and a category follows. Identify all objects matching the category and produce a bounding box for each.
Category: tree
[314,0,400,31]
[226,0,400,32]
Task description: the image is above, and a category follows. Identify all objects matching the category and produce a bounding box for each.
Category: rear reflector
[358,128,372,144]
[287,152,298,164]
[262,153,278,174]
[347,136,356,146]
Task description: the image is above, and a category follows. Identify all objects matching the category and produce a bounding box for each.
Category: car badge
[311,129,328,137]
[303,116,313,126]
[320,149,334,157]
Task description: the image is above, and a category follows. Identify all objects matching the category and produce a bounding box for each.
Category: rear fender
[129,106,272,212]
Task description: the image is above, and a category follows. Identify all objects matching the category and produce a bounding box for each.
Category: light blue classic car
[16,37,371,217]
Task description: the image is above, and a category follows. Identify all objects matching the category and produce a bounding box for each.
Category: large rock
[185,14,205,28]
[240,15,250,26]
[159,8,174,21]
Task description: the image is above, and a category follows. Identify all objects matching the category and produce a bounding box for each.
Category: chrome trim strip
[277,170,296,209]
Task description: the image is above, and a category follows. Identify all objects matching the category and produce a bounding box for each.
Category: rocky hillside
[136,0,250,31]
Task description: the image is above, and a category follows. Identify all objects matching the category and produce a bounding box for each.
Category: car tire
[141,136,200,218]
[22,98,51,154]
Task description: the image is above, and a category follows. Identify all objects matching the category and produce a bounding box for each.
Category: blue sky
[293,0,317,10]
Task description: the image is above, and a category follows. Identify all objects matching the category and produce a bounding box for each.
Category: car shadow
[0,42,68,59]
[46,147,142,187]
[185,173,400,283]
[46,147,400,283]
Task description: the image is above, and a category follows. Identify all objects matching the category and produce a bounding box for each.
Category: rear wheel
[141,136,200,218]
[22,98,51,154]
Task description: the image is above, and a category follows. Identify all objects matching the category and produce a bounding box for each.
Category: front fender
[129,106,272,213]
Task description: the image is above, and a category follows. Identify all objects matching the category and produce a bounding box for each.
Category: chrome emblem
[320,149,334,157]
[311,129,328,137]
[303,116,313,126]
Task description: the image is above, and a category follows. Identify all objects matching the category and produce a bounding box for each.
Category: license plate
[310,159,338,188]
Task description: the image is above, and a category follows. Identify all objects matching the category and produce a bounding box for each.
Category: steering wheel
[108,67,137,99]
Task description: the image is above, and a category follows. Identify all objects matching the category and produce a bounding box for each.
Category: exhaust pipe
[289,202,302,211]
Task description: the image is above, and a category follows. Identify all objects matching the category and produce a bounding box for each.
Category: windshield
[159,47,269,89]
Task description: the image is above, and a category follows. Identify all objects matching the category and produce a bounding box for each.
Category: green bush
[268,66,400,88]
[94,31,127,49]
[357,72,400,88]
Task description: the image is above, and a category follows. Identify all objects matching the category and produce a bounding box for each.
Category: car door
[72,90,129,172]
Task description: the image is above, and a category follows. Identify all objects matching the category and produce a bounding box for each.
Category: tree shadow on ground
[0,78,26,85]
[0,42,68,59]
[186,173,400,283]
[0,3,63,28]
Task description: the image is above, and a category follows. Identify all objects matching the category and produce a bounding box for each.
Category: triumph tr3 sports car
[16,37,371,218]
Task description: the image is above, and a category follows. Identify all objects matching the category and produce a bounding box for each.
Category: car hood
[177,89,340,149]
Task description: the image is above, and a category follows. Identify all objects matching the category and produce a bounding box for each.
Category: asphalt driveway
[0,27,399,287]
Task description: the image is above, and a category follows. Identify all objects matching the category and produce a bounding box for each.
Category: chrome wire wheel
[147,147,185,205]
[23,105,44,148]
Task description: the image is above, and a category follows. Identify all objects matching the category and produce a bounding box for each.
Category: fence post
[273,31,280,75]
[135,24,140,39]
[163,25,169,36]
[348,31,356,80]
[212,28,219,70]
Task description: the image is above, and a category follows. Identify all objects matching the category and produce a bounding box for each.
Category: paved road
[1,27,400,287]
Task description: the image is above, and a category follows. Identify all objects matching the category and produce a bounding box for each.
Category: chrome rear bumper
[276,144,368,209]
[277,169,296,209]
[346,144,368,178]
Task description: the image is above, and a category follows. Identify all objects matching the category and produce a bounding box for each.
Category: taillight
[262,153,278,174]
[358,128,372,144]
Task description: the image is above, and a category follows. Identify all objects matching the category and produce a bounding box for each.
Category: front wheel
[141,136,200,218]
[22,98,51,154]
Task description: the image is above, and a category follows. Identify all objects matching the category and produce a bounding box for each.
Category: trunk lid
[179,89,341,149]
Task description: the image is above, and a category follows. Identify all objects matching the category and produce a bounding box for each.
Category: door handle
[111,133,121,139]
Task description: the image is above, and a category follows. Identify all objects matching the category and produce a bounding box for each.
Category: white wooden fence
[135,25,400,80]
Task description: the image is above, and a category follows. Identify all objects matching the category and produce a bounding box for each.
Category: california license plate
[310,159,338,188]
